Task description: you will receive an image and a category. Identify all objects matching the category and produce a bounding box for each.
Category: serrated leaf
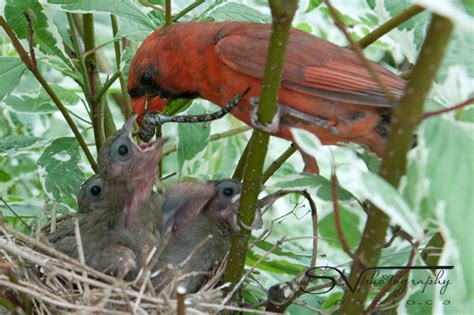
[5,0,70,65]
[0,135,45,155]
[47,0,155,29]
[202,2,271,23]
[5,84,80,113]
[0,57,27,101]
[37,137,85,204]
[116,17,155,42]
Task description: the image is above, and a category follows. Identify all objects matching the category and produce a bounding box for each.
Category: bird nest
[0,225,257,314]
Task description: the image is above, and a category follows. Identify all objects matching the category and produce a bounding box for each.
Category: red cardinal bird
[128,21,405,170]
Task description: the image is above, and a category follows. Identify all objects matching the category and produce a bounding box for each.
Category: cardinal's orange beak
[131,96,169,125]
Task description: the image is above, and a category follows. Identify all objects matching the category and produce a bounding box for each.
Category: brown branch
[331,166,355,259]
[422,97,474,120]
[324,0,397,102]
[0,16,98,172]
[176,286,186,315]
[23,13,37,67]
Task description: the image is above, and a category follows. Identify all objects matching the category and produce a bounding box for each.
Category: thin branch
[359,5,425,49]
[111,15,132,118]
[142,0,165,12]
[95,71,120,103]
[331,166,355,259]
[23,13,37,67]
[165,0,172,27]
[223,0,299,290]
[324,0,397,102]
[0,197,30,231]
[340,14,453,314]
[176,286,186,315]
[172,0,206,22]
[232,141,250,181]
[0,17,98,172]
[422,97,474,120]
[262,144,297,184]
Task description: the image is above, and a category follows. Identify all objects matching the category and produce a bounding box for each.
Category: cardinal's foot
[249,97,281,133]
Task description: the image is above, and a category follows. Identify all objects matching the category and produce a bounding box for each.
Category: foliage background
[0,0,473,313]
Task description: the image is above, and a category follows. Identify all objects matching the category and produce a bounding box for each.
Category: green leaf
[319,205,361,249]
[0,57,27,101]
[421,117,474,308]
[202,2,271,23]
[47,0,155,29]
[5,84,80,113]
[0,201,74,217]
[0,135,45,155]
[274,173,355,201]
[176,101,210,175]
[37,137,85,204]
[5,0,71,65]
[115,16,156,42]
[358,171,424,238]
[305,0,322,13]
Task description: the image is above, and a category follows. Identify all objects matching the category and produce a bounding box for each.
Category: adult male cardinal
[128,21,405,169]
[47,116,165,278]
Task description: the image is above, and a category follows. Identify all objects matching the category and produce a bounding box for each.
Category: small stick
[422,97,474,120]
[23,13,37,67]
[176,286,186,315]
[35,199,49,240]
[331,162,356,259]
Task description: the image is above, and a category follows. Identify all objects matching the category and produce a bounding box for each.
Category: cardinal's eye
[118,144,129,156]
[140,72,153,86]
[222,187,234,197]
[90,185,101,196]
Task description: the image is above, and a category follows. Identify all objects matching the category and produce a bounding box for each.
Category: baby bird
[47,116,165,278]
[153,179,242,293]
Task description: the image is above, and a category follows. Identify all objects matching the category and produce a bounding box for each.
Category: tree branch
[223,0,298,290]
[0,16,98,172]
[340,14,453,314]
[359,5,425,49]
[111,15,132,118]
[172,0,205,22]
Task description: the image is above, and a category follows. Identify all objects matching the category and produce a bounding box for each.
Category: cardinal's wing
[159,182,216,234]
[215,24,405,112]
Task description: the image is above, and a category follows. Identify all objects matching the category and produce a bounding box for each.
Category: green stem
[359,5,425,49]
[66,14,90,96]
[111,15,132,118]
[165,0,172,27]
[232,141,250,181]
[223,0,298,289]
[172,0,205,22]
[340,14,453,314]
[82,13,104,151]
[95,71,120,103]
[0,16,98,172]
[262,144,297,184]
